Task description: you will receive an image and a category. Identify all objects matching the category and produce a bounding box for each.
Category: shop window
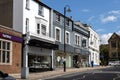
[0,39,12,64]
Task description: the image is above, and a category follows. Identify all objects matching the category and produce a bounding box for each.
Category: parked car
[0,71,16,80]
[108,61,120,66]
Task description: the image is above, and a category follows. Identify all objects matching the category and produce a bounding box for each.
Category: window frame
[38,5,44,16]
[65,31,70,44]
[0,39,12,65]
[55,27,61,42]
[26,0,30,10]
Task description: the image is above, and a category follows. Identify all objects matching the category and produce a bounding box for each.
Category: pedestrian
[91,61,94,67]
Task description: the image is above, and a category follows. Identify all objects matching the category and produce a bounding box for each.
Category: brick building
[108,33,120,61]
[0,25,23,73]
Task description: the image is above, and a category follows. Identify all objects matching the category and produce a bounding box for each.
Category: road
[45,66,120,80]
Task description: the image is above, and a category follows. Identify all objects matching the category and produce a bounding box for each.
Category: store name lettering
[2,34,12,39]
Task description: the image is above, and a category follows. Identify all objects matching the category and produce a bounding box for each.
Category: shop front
[27,39,58,72]
[0,26,23,73]
[73,48,89,68]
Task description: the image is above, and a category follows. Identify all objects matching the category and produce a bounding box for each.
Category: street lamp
[63,5,71,72]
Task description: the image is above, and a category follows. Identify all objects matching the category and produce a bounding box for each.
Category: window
[111,41,116,48]
[75,34,80,46]
[66,19,69,26]
[26,0,30,9]
[56,13,60,22]
[41,24,46,35]
[66,32,70,44]
[38,5,44,16]
[36,23,47,36]
[82,39,86,47]
[55,28,61,42]
[0,39,12,64]
[37,23,40,34]
[26,18,29,32]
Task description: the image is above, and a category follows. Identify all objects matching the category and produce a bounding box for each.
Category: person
[91,60,94,67]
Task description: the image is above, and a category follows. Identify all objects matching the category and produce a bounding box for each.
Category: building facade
[0,25,23,73]
[108,33,120,61]
[0,0,57,78]
[73,22,90,68]
[83,24,100,66]
[52,10,74,68]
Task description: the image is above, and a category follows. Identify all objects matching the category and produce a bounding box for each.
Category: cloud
[108,10,120,14]
[96,29,104,32]
[101,15,117,23]
[88,16,95,21]
[100,33,112,44]
[100,31,120,44]
[81,9,89,12]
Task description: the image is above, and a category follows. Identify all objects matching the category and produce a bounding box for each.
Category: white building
[84,24,100,66]
[0,0,57,79]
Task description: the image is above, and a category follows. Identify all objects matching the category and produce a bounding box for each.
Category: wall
[0,26,22,73]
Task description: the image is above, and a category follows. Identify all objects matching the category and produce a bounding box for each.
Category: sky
[42,0,120,44]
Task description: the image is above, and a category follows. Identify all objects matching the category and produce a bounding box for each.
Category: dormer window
[56,13,60,22]
[66,19,69,26]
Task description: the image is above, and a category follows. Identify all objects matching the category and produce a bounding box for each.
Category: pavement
[10,66,109,80]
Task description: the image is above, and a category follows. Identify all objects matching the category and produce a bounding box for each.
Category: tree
[100,44,109,65]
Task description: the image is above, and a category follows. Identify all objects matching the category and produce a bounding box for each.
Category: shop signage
[0,32,23,43]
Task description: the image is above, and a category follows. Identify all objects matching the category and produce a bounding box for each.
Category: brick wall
[0,25,22,73]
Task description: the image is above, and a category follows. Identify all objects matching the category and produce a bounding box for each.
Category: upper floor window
[55,27,61,42]
[111,41,116,48]
[66,31,70,44]
[41,24,46,35]
[36,23,46,36]
[56,13,60,22]
[26,18,29,32]
[75,34,80,46]
[82,39,86,47]
[38,5,44,16]
[0,39,12,64]
[66,19,69,26]
[37,23,40,34]
[26,0,30,9]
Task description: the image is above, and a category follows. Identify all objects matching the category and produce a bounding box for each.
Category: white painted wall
[88,27,100,66]
[13,0,50,35]
[13,0,23,33]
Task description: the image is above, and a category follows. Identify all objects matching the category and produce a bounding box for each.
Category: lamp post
[63,5,71,72]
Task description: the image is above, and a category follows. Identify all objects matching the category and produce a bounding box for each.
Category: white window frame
[55,27,61,42]
[65,31,70,44]
[36,23,47,36]
[0,39,12,65]
[75,33,80,46]
[41,24,46,36]
[26,0,30,9]
[26,18,29,33]
[38,5,44,16]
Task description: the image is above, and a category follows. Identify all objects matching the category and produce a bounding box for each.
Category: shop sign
[0,32,23,43]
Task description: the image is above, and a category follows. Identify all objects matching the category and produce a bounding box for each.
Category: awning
[28,39,58,50]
